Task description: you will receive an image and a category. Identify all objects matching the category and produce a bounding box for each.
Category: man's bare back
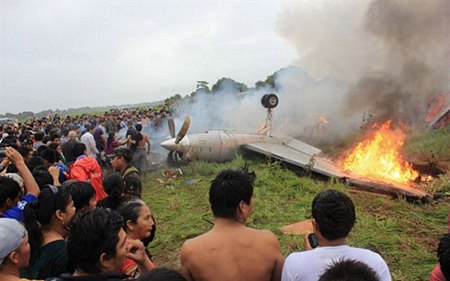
[138,132,150,150]
[180,219,284,281]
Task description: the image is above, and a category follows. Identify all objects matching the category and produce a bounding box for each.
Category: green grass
[141,159,448,281]
[405,127,450,162]
[141,130,449,281]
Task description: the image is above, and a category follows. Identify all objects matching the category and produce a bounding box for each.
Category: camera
[308,233,319,248]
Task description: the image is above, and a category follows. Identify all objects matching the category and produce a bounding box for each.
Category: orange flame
[343,120,418,184]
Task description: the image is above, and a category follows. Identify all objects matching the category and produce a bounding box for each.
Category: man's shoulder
[123,166,140,178]
[181,231,213,253]
[345,245,386,260]
[284,246,388,268]
[80,133,88,139]
[245,227,279,243]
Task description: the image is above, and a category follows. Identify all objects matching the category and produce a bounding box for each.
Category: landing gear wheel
[261,93,279,109]
[167,151,183,167]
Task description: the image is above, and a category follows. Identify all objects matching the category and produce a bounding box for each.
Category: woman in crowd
[22,185,76,279]
[93,126,105,166]
[97,172,133,210]
[104,132,129,168]
[118,198,156,277]
[63,180,97,212]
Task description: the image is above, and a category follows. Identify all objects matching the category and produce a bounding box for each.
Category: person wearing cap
[0,218,31,281]
[110,148,142,197]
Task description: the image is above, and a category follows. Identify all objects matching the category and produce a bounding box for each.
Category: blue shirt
[4,194,37,222]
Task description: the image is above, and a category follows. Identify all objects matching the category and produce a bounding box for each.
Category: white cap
[0,218,27,265]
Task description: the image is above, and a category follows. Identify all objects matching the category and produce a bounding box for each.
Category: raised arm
[5,146,40,197]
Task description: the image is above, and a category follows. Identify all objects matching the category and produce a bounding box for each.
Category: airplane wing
[241,141,347,178]
[242,141,430,202]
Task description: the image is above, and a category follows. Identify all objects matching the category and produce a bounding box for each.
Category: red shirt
[430,264,445,281]
[70,155,107,201]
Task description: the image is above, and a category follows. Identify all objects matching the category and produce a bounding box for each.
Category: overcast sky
[0,0,299,114]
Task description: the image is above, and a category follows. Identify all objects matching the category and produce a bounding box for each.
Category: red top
[430,264,445,281]
[70,156,107,201]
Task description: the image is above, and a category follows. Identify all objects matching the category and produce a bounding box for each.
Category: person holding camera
[281,189,391,281]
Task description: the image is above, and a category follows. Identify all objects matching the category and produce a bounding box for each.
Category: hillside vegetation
[141,128,449,281]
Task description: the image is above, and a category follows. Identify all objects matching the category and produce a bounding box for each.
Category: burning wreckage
[161,94,445,203]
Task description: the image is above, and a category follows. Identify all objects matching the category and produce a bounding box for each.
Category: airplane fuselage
[161,130,281,162]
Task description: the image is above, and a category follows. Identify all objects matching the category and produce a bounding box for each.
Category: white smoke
[167,0,449,149]
[277,0,449,131]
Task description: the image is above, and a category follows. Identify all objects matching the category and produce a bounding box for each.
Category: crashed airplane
[161,94,430,202]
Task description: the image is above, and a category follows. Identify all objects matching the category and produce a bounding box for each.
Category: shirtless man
[133,123,150,172]
[180,168,284,281]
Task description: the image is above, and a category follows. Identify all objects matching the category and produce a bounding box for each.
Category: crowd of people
[0,110,448,281]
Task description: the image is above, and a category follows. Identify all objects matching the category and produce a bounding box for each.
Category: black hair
[114,147,133,163]
[16,146,30,158]
[135,124,142,131]
[312,189,355,241]
[34,132,43,141]
[124,175,142,197]
[6,164,18,174]
[23,186,72,262]
[72,143,87,158]
[50,133,61,142]
[0,176,21,208]
[118,198,146,226]
[99,172,125,210]
[62,139,77,163]
[42,135,51,145]
[48,142,60,151]
[32,165,54,190]
[107,132,115,145]
[318,259,381,281]
[36,144,48,156]
[41,149,59,164]
[63,180,96,211]
[438,233,450,280]
[138,268,187,281]
[67,208,124,274]
[62,128,69,137]
[27,156,44,173]
[209,167,255,219]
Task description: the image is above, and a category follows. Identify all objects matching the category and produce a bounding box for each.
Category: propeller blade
[175,116,190,144]
[168,118,176,138]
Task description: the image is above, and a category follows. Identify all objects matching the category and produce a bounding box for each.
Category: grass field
[141,128,449,281]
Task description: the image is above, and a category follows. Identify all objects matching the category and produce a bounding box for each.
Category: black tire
[167,151,183,167]
[261,93,279,109]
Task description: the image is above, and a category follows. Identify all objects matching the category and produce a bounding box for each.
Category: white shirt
[80,131,99,158]
[282,245,391,281]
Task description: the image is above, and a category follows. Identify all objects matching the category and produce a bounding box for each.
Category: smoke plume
[170,1,449,150]
[276,0,449,140]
